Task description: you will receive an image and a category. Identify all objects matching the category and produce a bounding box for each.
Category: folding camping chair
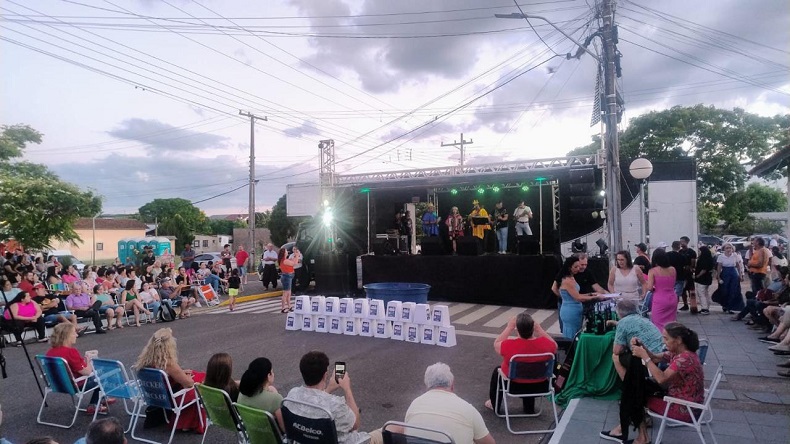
[233,403,284,444]
[194,383,246,444]
[197,284,221,307]
[494,352,559,435]
[35,355,100,429]
[130,367,204,444]
[91,358,142,431]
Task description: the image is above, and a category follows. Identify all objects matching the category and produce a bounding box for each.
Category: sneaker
[679,305,690,311]
[94,329,107,334]
[758,337,780,344]
[700,309,710,315]
[599,430,624,443]
[37,337,49,343]
[194,302,202,308]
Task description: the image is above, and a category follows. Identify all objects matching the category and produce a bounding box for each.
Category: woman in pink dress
[647,249,678,331]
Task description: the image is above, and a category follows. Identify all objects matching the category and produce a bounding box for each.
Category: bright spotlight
[521,185,530,192]
[323,209,333,226]
[323,199,330,207]
[450,189,458,195]
[477,188,485,194]
[492,186,501,192]
[599,190,606,197]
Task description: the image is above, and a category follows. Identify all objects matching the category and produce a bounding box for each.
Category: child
[228,269,241,311]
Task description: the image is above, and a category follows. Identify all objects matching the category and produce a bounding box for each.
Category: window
[193,241,200,247]
[96,242,104,251]
[202,240,209,248]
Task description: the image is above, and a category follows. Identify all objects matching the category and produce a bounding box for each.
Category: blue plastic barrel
[363,282,431,305]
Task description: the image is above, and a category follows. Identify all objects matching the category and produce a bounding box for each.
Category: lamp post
[629,158,653,243]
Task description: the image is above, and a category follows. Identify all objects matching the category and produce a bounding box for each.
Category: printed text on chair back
[92,358,138,399]
[281,404,338,443]
[36,355,79,395]
[136,368,175,409]
[195,384,239,433]
[233,403,282,444]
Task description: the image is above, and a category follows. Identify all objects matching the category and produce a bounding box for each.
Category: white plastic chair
[647,365,723,444]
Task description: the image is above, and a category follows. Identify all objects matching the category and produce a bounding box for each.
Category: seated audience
[85,417,126,444]
[286,351,382,444]
[65,282,106,334]
[92,285,124,330]
[485,312,557,415]
[237,357,285,432]
[204,352,239,401]
[138,282,161,322]
[405,362,495,444]
[610,299,664,379]
[31,283,83,332]
[119,280,151,327]
[135,328,205,433]
[2,289,47,344]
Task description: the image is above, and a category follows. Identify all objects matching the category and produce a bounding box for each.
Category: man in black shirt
[666,241,689,310]
[493,200,509,254]
[679,236,698,313]
[31,283,85,334]
[633,243,652,274]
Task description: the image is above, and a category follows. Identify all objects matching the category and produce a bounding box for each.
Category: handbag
[711,287,724,305]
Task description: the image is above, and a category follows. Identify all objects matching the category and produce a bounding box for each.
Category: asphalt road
[0,306,555,444]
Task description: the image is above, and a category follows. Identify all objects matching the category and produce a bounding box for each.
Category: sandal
[281,308,289,313]
[108,326,116,331]
[86,404,108,415]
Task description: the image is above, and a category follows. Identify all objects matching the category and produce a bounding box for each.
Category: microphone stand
[1,288,46,400]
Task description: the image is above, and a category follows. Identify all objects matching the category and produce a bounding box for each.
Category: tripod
[1,288,46,400]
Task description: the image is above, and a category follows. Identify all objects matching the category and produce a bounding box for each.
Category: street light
[629,158,653,243]
[493,13,601,62]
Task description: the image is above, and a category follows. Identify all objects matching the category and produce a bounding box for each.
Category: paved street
[2,281,789,443]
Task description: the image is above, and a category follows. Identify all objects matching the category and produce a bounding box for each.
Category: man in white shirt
[260,243,279,290]
[513,200,533,236]
[404,363,495,444]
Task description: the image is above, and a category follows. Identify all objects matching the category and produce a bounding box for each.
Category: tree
[719,183,786,231]
[138,198,210,247]
[0,124,101,250]
[268,194,300,246]
[255,210,272,228]
[697,203,720,234]
[208,218,245,235]
[566,135,601,157]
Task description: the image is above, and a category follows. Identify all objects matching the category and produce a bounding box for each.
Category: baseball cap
[635,242,648,252]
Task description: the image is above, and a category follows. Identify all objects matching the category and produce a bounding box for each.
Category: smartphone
[334,362,346,382]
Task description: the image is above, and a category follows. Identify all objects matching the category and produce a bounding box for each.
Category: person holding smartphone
[286,351,383,444]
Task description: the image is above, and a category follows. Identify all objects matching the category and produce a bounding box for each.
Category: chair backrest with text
[136,367,176,410]
[281,398,338,444]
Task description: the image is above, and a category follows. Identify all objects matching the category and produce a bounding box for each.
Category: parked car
[698,235,723,247]
[178,252,236,271]
[42,249,85,272]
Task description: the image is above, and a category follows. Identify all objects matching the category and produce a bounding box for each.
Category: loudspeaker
[516,236,540,255]
[456,236,481,256]
[372,239,397,256]
[420,237,445,256]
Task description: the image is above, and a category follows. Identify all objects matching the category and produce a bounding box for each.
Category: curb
[217,290,283,307]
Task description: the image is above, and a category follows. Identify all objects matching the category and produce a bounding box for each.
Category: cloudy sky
[1,0,788,215]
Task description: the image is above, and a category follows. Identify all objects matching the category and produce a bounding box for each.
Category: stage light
[477,187,485,194]
[535,177,546,182]
[572,239,587,253]
[323,199,330,207]
[599,190,606,196]
[596,238,609,256]
[323,209,333,227]
[492,186,500,192]
[450,189,458,195]
[359,187,370,193]
[521,185,530,192]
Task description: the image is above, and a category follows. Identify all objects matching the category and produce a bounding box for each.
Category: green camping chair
[194,384,246,444]
[233,402,284,444]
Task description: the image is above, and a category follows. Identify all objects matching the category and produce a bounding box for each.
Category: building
[49,218,148,263]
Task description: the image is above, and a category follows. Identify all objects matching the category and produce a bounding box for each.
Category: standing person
[557,257,603,339]
[716,243,744,314]
[235,245,250,285]
[445,207,464,254]
[770,246,787,281]
[694,246,715,315]
[647,249,678,332]
[135,328,205,434]
[237,357,285,432]
[633,243,652,274]
[220,244,233,272]
[666,241,689,311]
[747,237,770,294]
[180,243,196,274]
[278,246,299,313]
[608,250,647,300]
[227,269,241,312]
[260,244,279,290]
[513,200,533,236]
[469,200,490,240]
[401,210,414,254]
[493,200,509,254]
[421,204,440,238]
[485,312,557,415]
[679,236,699,314]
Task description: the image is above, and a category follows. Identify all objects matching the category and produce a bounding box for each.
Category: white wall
[648,180,698,249]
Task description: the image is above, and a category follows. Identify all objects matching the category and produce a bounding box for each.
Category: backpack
[158,303,177,322]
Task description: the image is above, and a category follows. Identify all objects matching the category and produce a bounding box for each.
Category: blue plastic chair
[91,358,141,430]
[35,354,99,429]
[494,352,559,435]
[130,367,204,444]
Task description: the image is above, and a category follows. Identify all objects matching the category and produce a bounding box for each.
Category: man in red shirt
[486,312,557,414]
[235,245,250,285]
[17,271,36,294]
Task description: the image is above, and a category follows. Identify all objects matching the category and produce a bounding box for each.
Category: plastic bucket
[363,282,431,305]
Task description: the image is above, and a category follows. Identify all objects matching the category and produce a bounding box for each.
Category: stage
[361,254,562,309]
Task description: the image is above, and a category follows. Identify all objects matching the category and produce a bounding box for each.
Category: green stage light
[450,189,458,195]
[535,177,546,182]
[521,185,530,192]
[492,186,500,192]
[360,187,370,193]
[477,187,485,194]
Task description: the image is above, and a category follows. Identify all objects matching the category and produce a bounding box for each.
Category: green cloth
[556,331,622,407]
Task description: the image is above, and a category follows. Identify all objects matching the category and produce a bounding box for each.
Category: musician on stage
[421,203,440,237]
[445,207,464,254]
[513,200,533,236]
[493,200,509,254]
[469,200,490,240]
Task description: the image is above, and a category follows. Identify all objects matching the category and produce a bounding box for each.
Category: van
[43,249,86,272]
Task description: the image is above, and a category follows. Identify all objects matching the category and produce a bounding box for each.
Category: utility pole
[441,133,473,170]
[240,110,267,266]
[601,0,623,254]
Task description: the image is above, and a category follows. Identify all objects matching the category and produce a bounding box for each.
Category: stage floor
[361,254,561,309]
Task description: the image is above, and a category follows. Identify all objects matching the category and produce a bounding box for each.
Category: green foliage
[753,219,784,235]
[208,218,245,236]
[0,124,42,161]
[697,203,720,234]
[566,135,602,157]
[255,210,271,228]
[268,194,299,246]
[720,183,787,230]
[0,124,101,250]
[138,198,210,247]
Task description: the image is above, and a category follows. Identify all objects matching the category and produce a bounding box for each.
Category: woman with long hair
[204,353,239,402]
[556,256,603,339]
[608,250,647,300]
[278,247,300,313]
[135,328,206,433]
[647,249,678,331]
[120,279,151,327]
[237,357,285,432]
[3,288,47,344]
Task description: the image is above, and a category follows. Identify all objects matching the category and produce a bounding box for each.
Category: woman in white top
[716,243,744,314]
[608,250,647,300]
